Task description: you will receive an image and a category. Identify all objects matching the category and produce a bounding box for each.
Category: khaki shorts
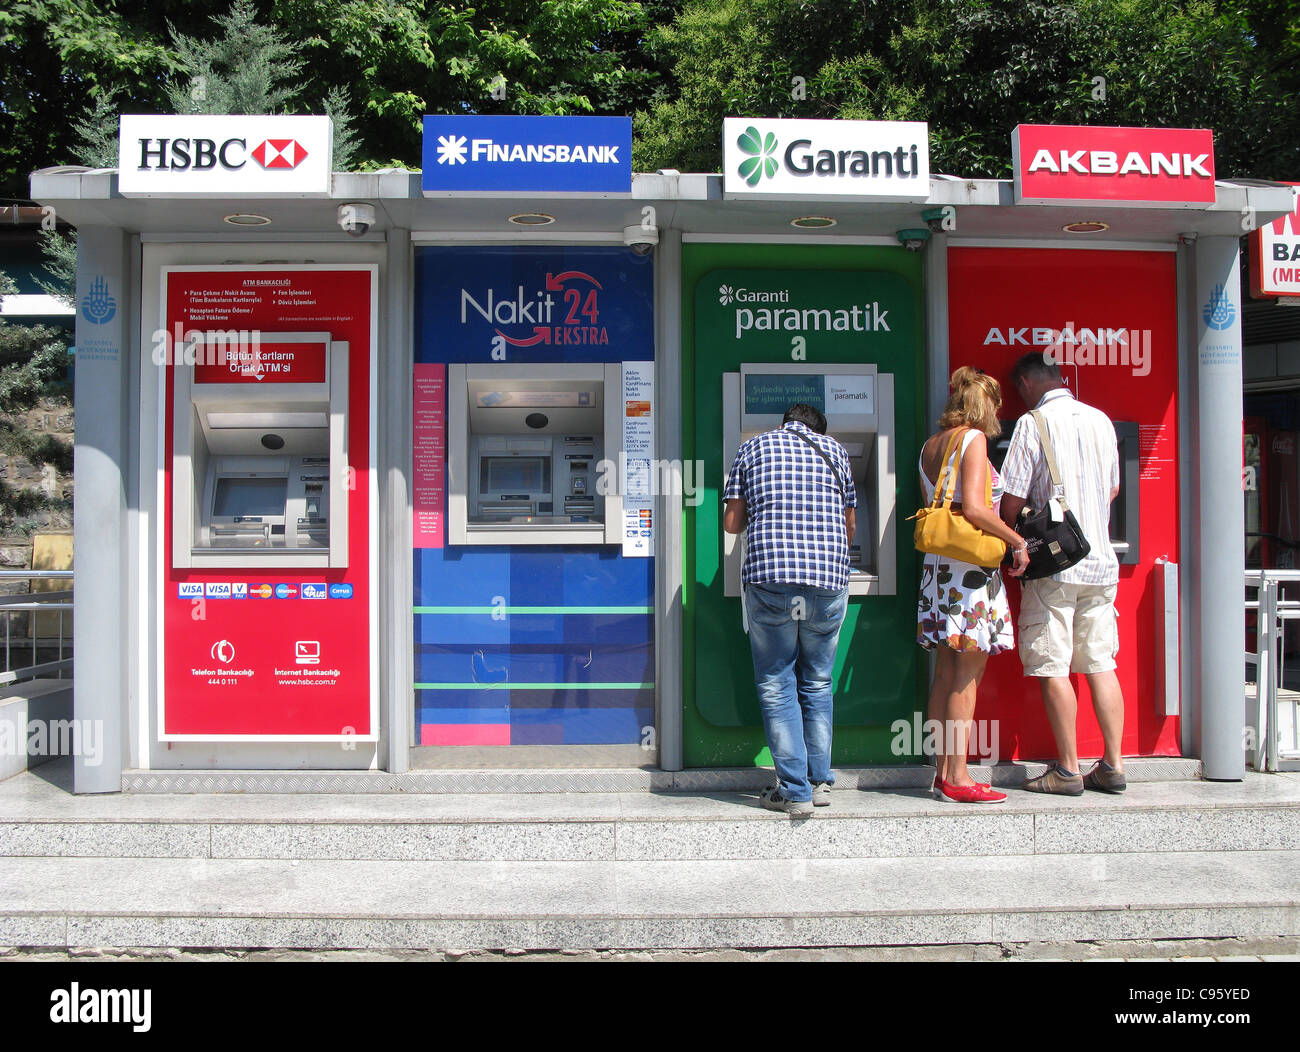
[1017,578,1119,678]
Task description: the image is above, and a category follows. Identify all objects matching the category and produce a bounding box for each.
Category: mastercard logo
[248,584,274,599]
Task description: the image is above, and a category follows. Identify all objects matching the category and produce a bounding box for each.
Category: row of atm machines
[171,339,1136,583]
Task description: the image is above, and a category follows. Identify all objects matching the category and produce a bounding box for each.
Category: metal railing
[0,569,72,687]
[1245,569,1300,770]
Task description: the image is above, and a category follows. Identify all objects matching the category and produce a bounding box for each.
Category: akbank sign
[722,118,930,201]
[118,115,333,197]
[422,116,632,194]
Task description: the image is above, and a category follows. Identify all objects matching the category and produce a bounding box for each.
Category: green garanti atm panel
[682,244,926,768]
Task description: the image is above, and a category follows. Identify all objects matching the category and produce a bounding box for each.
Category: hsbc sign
[1012,124,1216,207]
[118,115,332,197]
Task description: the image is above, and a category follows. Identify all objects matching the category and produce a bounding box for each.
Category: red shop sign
[1012,124,1216,207]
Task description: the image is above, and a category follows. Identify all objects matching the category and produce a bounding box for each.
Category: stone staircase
[1,759,1297,954]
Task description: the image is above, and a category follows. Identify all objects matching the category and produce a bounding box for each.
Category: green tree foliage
[0,0,677,196]
[636,0,1300,179]
[0,274,72,525]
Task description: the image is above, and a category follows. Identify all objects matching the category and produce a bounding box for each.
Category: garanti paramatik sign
[1012,124,1216,207]
[118,115,334,197]
[722,118,930,201]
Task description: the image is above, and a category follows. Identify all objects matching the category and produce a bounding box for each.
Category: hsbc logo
[136,137,309,172]
[251,139,309,169]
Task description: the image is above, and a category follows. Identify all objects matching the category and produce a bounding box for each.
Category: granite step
[3,767,1298,863]
[2,848,1296,952]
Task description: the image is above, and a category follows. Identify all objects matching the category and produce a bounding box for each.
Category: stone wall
[0,394,73,587]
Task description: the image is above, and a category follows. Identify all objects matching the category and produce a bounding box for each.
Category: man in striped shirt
[1000,353,1127,796]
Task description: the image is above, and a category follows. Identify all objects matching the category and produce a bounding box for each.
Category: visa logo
[300,583,328,599]
[231,583,248,599]
[178,582,204,599]
[329,584,353,599]
[275,584,299,599]
[248,583,274,599]
[205,582,232,598]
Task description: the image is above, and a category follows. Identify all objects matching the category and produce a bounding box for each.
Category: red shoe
[933,774,996,798]
[936,779,1006,804]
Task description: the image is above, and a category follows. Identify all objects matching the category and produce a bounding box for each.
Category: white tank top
[919,429,1004,512]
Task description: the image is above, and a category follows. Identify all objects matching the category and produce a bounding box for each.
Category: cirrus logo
[736,126,779,186]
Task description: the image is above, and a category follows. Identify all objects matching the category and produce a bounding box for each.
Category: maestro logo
[736,126,779,187]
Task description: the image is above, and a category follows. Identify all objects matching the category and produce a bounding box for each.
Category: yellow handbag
[909,428,1007,569]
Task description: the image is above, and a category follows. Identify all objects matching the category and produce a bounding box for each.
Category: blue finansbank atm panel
[413,246,655,747]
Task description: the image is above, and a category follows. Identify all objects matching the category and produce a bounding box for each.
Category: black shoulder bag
[1015,410,1091,580]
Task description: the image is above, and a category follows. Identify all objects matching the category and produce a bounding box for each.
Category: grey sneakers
[1021,764,1084,796]
[760,786,814,815]
[812,782,832,807]
[1083,761,1127,794]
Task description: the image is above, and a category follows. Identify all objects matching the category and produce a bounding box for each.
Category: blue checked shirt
[723,421,857,590]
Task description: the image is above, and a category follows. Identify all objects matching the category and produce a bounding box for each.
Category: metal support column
[384,228,413,773]
[655,227,684,771]
[1193,236,1246,780]
[73,227,130,793]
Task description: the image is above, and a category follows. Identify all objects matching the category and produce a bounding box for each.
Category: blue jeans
[743,581,849,802]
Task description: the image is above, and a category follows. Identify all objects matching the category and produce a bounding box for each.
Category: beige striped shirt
[1000,388,1120,586]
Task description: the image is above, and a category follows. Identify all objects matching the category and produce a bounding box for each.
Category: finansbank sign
[422,115,632,194]
[722,118,929,201]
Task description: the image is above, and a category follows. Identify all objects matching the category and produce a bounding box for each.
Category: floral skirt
[916,553,1015,655]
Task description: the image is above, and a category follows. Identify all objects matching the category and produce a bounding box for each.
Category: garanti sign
[722,118,929,201]
[421,116,632,194]
[118,115,333,197]
[1011,124,1216,207]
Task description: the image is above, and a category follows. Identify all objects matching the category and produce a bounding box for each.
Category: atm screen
[214,477,288,518]
[482,457,550,494]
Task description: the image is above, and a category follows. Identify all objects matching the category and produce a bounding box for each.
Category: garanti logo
[736,126,779,186]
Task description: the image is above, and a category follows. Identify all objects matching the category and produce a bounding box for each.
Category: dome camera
[623,223,658,256]
[338,202,376,238]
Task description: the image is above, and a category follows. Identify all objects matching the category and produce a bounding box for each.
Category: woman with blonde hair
[916,367,1029,803]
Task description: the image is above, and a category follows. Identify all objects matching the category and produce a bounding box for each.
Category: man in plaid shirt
[723,403,857,815]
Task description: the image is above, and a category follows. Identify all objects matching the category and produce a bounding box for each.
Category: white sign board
[722,118,929,201]
[118,115,333,197]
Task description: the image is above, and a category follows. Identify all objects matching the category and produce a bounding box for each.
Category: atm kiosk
[446,363,624,546]
[172,331,349,568]
[721,362,896,596]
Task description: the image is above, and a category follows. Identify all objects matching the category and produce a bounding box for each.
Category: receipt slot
[172,331,349,568]
[722,363,896,597]
[446,363,623,546]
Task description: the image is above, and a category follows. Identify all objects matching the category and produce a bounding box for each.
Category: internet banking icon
[295,640,321,666]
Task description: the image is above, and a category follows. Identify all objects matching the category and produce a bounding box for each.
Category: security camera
[920,207,952,235]
[623,223,658,256]
[338,203,376,238]
[896,227,931,253]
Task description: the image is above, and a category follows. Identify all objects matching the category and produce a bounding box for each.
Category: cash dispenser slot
[721,363,895,597]
[447,363,623,546]
[172,332,348,569]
